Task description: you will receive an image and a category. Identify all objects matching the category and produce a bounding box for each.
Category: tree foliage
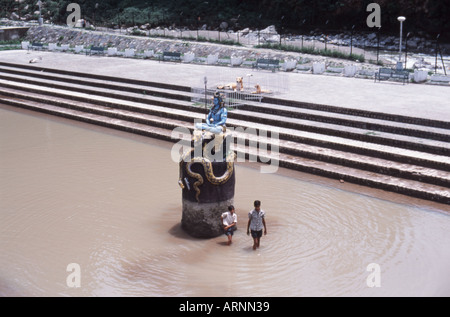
[1,0,448,39]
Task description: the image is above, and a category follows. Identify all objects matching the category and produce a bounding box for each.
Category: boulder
[261,25,277,35]
[367,33,377,41]
[220,22,228,30]
[239,28,250,36]
[10,13,19,20]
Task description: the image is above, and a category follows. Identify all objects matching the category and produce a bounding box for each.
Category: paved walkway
[0,49,449,122]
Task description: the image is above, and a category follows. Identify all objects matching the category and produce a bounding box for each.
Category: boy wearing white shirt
[221,205,237,245]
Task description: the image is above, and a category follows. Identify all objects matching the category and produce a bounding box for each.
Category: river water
[1,105,450,297]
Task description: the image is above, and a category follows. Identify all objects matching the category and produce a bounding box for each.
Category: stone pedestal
[179,159,235,238]
[178,131,236,238]
[124,49,135,57]
[231,56,243,66]
[207,54,219,65]
[313,63,325,74]
[344,65,358,77]
[413,69,428,83]
[75,45,84,53]
[183,52,195,63]
[283,59,297,72]
[108,47,117,56]
[182,198,234,238]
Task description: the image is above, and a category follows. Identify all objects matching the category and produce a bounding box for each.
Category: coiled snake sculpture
[179,149,236,202]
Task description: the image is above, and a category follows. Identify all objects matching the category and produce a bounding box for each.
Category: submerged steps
[0,62,449,205]
[1,94,449,205]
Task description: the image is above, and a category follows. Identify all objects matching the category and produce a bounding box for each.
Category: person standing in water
[221,205,237,245]
[247,200,267,250]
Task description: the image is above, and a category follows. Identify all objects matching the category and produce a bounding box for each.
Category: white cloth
[222,211,237,226]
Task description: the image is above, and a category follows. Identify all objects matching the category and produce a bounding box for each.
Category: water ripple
[1,107,450,296]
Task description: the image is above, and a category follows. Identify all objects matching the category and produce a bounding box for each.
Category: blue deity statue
[195,92,227,134]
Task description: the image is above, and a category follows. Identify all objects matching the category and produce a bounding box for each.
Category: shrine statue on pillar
[195,92,228,134]
[178,91,236,238]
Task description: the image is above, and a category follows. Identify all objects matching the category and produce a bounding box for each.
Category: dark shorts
[251,230,262,238]
[225,227,235,236]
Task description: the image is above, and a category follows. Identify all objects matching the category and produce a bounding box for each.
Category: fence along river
[1,105,450,296]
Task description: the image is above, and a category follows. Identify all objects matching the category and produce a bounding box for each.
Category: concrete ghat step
[1,96,449,205]
[228,122,450,172]
[237,133,450,188]
[1,66,449,145]
[0,96,179,142]
[0,66,192,102]
[231,108,450,156]
[263,96,450,130]
[0,77,448,157]
[0,61,191,93]
[1,84,449,173]
[2,60,449,131]
[0,71,193,108]
[1,91,449,189]
[239,145,450,205]
[239,100,450,142]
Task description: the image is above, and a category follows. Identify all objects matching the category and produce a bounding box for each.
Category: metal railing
[191,88,263,110]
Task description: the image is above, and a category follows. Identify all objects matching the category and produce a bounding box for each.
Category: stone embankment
[21,25,450,84]
[23,25,382,71]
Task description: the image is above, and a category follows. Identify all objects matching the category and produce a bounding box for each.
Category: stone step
[1,82,449,173]
[231,108,450,156]
[0,69,193,108]
[0,95,178,142]
[239,100,450,142]
[262,96,450,130]
[1,62,449,204]
[1,95,449,205]
[2,61,449,132]
[2,63,449,142]
[0,65,192,102]
[1,87,449,189]
[0,72,448,158]
[0,61,191,93]
[239,144,450,205]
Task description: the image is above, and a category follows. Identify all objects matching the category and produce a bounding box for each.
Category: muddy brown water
[1,105,450,297]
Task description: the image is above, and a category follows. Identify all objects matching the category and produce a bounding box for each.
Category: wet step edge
[2,98,444,205]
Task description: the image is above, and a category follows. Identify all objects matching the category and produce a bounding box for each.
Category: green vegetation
[0,45,20,51]
[0,39,22,51]
[0,39,22,45]
[1,0,449,40]
[255,43,365,63]
[367,59,384,66]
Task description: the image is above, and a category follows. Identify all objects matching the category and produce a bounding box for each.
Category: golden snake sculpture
[178,149,236,202]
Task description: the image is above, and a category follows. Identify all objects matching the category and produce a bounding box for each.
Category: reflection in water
[1,106,450,297]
